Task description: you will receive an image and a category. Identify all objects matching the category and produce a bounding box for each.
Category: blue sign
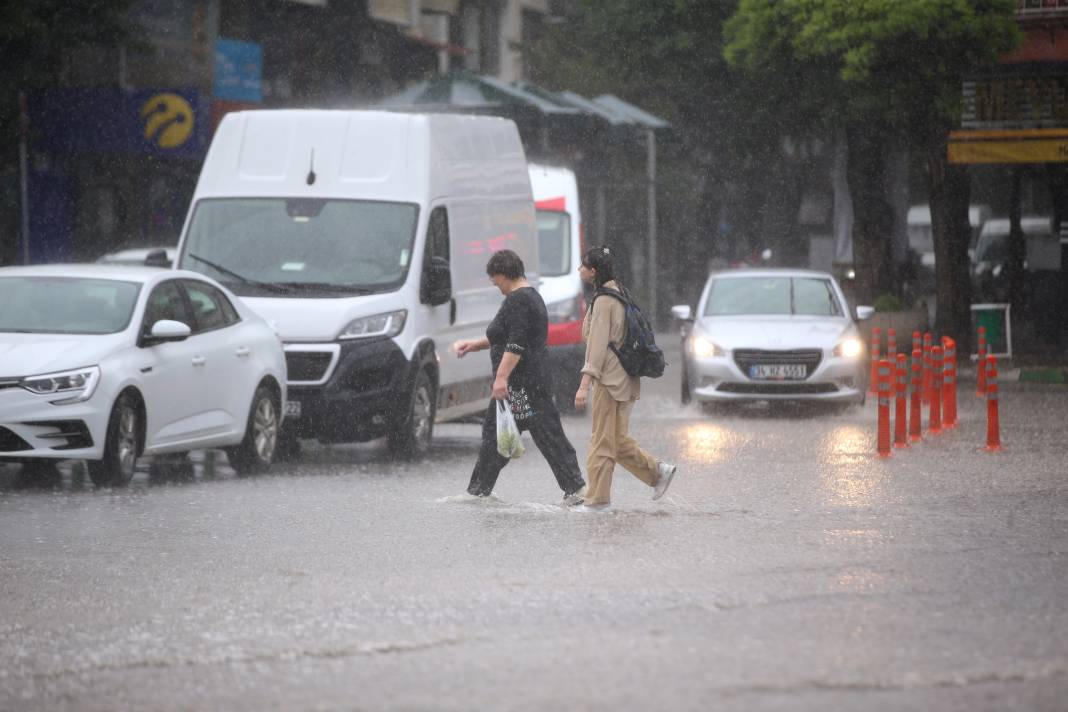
[214,39,263,103]
[30,88,208,158]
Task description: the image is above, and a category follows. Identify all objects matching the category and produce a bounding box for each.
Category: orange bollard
[887,328,897,358]
[922,332,933,404]
[909,348,923,442]
[976,326,988,396]
[894,353,908,448]
[877,359,892,457]
[985,355,1001,451]
[912,330,921,356]
[941,336,957,428]
[929,345,943,434]
[869,327,882,395]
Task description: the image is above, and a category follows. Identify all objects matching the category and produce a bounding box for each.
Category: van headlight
[833,338,864,359]
[690,335,725,358]
[20,366,101,404]
[338,310,407,340]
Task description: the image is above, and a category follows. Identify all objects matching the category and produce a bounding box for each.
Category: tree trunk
[927,134,973,354]
[846,124,894,305]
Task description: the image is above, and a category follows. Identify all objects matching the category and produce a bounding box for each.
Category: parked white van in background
[176,110,539,456]
[528,163,586,408]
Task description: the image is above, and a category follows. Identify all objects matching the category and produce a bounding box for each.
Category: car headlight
[20,366,101,404]
[338,310,407,340]
[691,335,725,358]
[833,338,864,359]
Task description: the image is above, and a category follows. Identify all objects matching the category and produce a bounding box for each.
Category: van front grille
[286,351,333,383]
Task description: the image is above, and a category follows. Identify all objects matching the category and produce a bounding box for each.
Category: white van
[175,110,539,455]
[528,163,585,407]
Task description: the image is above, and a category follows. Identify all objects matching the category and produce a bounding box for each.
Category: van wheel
[388,369,434,458]
[226,385,279,475]
[88,391,142,487]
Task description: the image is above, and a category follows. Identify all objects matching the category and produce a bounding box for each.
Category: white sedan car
[0,265,287,486]
[672,269,873,408]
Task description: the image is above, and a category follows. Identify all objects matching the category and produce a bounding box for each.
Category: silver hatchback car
[672,269,874,409]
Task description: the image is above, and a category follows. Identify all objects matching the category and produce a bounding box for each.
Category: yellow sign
[948,128,1068,164]
[140,93,194,149]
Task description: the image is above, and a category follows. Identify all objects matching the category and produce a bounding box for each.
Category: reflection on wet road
[2,376,1067,711]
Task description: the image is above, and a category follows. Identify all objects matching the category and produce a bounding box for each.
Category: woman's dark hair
[485,249,525,280]
[581,246,618,289]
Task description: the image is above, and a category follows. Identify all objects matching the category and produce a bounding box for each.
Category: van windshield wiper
[273,282,377,294]
[185,253,291,293]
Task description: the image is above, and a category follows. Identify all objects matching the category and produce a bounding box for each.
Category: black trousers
[466,392,585,497]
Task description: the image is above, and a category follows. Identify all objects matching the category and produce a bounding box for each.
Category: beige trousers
[585,381,658,505]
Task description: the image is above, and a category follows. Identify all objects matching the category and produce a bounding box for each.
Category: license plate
[284,400,301,418]
[750,364,806,380]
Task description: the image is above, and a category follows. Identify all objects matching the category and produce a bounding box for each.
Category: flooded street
[3,350,1067,711]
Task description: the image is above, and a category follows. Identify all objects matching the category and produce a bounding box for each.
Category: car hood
[694,315,855,350]
[0,334,122,378]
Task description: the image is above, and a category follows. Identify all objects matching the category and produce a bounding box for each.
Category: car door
[181,279,254,440]
[137,279,206,448]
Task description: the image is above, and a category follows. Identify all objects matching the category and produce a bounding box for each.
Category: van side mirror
[421,256,452,306]
[670,304,692,321]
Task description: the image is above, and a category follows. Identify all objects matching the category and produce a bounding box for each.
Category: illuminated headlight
[20,366,101,404]
[338,310,407,340]
[546,296,584,324]
[833,338,864,359]
[691,335,725,358]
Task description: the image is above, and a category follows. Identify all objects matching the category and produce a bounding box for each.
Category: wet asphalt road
[2,352,1067,711]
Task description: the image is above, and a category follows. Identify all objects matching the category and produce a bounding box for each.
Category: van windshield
[536,210,571,277]
[179,198,419,297]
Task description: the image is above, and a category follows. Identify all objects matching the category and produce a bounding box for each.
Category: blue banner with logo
[30,88,209,158]
[214,39,263,103]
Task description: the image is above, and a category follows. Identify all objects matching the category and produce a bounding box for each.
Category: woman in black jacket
[455,250,587,504]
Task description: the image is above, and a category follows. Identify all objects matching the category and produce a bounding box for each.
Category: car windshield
[536,210,571,277]
[178,198,419,297]
[974,231,1008,263]
[0,276,141,334]
[704,277,842,317]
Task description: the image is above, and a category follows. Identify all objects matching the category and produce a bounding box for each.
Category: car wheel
[388,368,434,458]
[226,385,279,475]
[88,391,142,487]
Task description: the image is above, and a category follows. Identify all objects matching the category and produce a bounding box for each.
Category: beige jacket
[581,281,640,402]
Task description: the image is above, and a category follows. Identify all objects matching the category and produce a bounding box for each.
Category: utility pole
[18,91,31,265]
[646,126,658,329]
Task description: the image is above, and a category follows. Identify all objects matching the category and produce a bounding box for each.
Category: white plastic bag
[496,399,525,459]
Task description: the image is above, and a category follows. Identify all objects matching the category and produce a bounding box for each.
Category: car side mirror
[144,249,172,268]
[421,256,452,306]
[670,304,692,321]
[855,306,875,321]
[141,319,191,347]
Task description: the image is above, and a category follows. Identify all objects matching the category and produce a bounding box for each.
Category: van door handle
[235,346,250,358]
[192,356,206,367]
[449,298,456,326]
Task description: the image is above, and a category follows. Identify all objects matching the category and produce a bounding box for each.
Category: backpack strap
[591,287,629,309]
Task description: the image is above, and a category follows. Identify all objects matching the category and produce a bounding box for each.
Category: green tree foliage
[724,0,1020,342]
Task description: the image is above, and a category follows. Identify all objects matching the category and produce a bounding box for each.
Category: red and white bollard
[894,353,908,448]
[877,358,892,457]
[941,336,957,429]
[869,327,882,395]
[985,355,1001,451]
[922,332,933,404]
[929,345,943,434]
[976,325,988,396]
[887,328,897,359]
[912,330,921,357]
[909,348,923,442]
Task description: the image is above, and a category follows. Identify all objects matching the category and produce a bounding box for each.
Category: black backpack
[591,287,666,379]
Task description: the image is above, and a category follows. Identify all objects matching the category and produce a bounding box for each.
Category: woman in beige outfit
[574,246,677,509]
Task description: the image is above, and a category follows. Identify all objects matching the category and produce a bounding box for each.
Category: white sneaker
[652,462,677,501]
[562,485,587,506]
[572,503,611,513]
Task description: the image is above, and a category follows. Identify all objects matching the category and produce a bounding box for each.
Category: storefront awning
[948,128,1068,164]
